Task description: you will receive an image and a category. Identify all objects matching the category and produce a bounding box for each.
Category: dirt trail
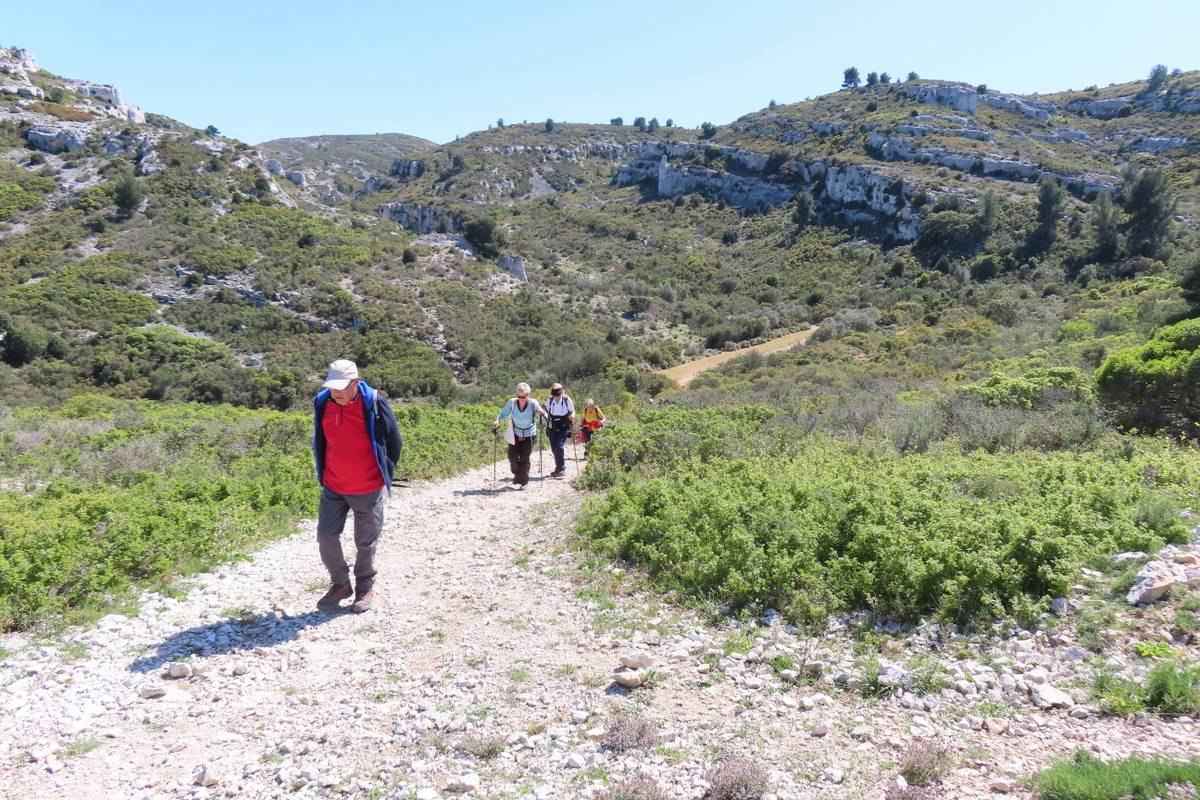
[659,326,819,387]
[1,454,1196,800]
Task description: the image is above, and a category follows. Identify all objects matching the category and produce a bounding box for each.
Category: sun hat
[551,382,564,391]
[322,359,359,390]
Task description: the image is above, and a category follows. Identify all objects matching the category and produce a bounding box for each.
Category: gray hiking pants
[316,487,384,588]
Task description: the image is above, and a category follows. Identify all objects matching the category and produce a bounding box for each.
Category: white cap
[322,359,359,390]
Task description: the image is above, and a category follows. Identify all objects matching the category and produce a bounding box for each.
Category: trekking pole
[538,417,544,485]
[492,429,498,487]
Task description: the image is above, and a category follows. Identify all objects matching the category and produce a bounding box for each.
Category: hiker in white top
[491,382,548,488]
[544,382,575,478]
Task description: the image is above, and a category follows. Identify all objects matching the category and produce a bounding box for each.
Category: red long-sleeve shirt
[321,396,384,495]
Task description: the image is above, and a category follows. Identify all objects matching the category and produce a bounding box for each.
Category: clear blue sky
[7,0,1199,145]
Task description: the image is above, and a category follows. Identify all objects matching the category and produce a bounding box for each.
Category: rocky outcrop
[62,79,145,124]
[390,159,427,178]
[478,141,642,163]
[613,141,920,241]
[26,125,88,153]
[1068,90,1200,118]
[895,123,994,142]
[1130,136,1188,153]
[866,131,1115,196]
[379,202,465,234]
[903,84,978,113]
[497,253,527,281]
[265,159,283,176]
[1122,540,1200,605]
[1067,96,1134,119]
[903,83,1056,121]
[980,93,1056,121]
[1030,128,1092,144]
[285,170,307,188]
[0,82,44,100]
[362,175,395,194]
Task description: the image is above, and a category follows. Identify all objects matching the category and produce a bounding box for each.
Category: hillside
[256,132,436,201]
[2,45,1200,800]
[3,46,1198,411]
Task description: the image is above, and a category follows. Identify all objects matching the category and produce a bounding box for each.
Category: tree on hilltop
[880,72,891,85]
[842,67,860,88]
[544,118,554,133]
[866,71,879,87]
[610,117,623,126]
[906,71,919,81]
[647,117,660,132]
[634,116,646,131]
[700,122,717,139]
[1148,64,1169,92]
[496,118,505,127]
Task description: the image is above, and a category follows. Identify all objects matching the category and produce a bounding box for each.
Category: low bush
[704,757,769,800]
[0,395,495,629]
[597,777,670,800]
[601,712,657,752]
[1036,750,1200,800]
[579,424,1196,624]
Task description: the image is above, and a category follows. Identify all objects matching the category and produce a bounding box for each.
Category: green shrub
[0,395,496,629]
[959,368,1093,410]
[1145,661,1200,715]
[1096,318,1200,435]
[579,427,1196,624]
[1036,751,1200,800]
[0,183,40,221]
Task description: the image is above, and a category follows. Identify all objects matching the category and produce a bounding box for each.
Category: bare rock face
[390,159,427,178]
[496,254,527,281]
[613,140,922,242]
[902,83,979,113]
[26,125,88,153]
[379,202,465,234]
[62,79,146,124]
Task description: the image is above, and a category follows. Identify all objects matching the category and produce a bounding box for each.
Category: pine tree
[866,71,879,87]
[544,118,554,133]
[1123,168,1176,258]
[1090,190,1120,262]
[1031,178,1066,252]
[1148,64,1169,92]
[842,67,860,88]
[906,72,919,81]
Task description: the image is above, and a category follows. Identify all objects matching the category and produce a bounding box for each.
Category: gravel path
[2,458,1197,800]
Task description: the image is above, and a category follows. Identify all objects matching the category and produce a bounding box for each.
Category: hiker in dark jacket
[544,382,575,477]
[312,359,402,613]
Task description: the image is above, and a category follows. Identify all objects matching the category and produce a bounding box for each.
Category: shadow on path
[128,610,340,674]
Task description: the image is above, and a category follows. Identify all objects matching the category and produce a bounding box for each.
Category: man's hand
[491,420,499,432]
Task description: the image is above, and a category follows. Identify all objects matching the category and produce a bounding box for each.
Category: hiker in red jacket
[312,360,403,613]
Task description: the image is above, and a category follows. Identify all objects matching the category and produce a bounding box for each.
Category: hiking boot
[550,469,565,478]
[317,582,352,610]
[351,585,374,614]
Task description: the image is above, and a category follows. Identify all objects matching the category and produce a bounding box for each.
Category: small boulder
[612,669,645,689]
[619,651,653,670]
[1030,683,1074,709]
